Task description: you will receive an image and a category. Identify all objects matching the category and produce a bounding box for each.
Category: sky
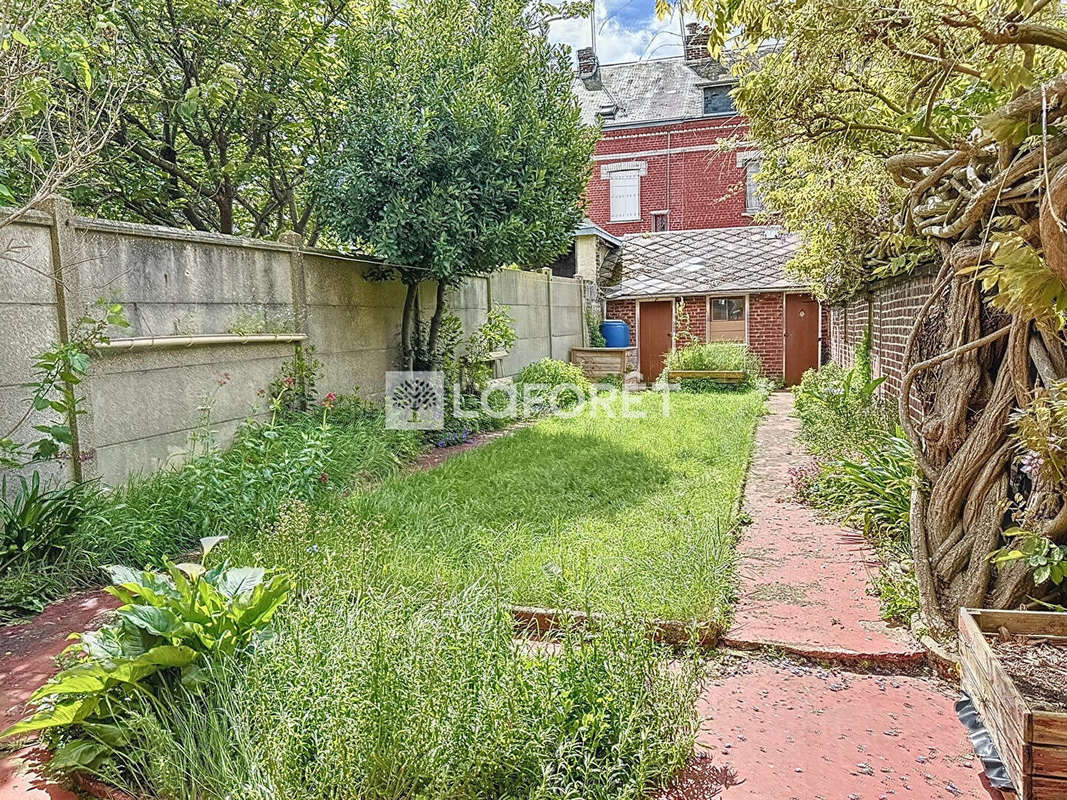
[547,0,685,67]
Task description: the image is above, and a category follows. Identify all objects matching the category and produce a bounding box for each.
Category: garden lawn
[235,390,765,626]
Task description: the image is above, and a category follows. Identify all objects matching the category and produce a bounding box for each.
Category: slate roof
[604,226,801,299]
[573,56,734,128]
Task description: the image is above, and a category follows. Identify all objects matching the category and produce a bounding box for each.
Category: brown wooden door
[639,300,673,381]
[784,293,819,386]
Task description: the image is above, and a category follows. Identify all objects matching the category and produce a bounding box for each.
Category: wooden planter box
[667,369,745,384]
[959,608,1067,800]
[570,347,634,378]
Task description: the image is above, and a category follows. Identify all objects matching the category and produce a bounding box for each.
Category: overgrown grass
[104,581,702,800]
[0,401,422,620]
[229,390,765,625]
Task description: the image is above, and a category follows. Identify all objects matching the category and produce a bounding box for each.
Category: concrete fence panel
[0,202,588,485]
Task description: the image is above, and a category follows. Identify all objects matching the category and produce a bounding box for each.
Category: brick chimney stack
[577,46,602,89]
[577,47,599,79]
[683,23,712,63]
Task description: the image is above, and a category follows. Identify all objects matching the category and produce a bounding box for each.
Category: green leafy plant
[458,305,517,393]
[0,301,128,468]
[1,474,93,573]
[513,358,592,410]
[661,341,765,391]
[815,430,916,539]
[586,309,607,348]
[315,0,594,369]
[267,346,322,416]
[1,536,291,775]
[993,530,1067,588]
[793,362,893,460]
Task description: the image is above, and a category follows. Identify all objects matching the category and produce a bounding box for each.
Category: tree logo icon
[385,371,444,430]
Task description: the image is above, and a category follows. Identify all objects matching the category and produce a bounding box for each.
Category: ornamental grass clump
[97,580,703,800]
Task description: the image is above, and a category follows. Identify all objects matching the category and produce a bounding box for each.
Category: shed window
[609,170,640,221]
[703,85,736,116]
[712,297,745,321]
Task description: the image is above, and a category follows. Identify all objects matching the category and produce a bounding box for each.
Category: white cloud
[548,3,684,66]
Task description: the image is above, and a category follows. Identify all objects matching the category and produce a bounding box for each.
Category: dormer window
[702,84,736,116]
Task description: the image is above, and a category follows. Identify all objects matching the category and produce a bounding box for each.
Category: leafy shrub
[596,372,624,390]
[993,529,1067,588]
[1,473,93,572]
[812,430,915,539]
[1010,380,1067,491]
[663,341,762,374]
[793,362,894,459]
[869,559,920,623]
[0,475,101,619]
[513,358,592,410]
[792,357,919,623]
[97,582,701,800]
[2,537,290,779]
[586,310,607,348]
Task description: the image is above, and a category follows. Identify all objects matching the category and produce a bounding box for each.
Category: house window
[609,170,641,222]
[712,297,745,321]
[745,159,765,213]
[703,84,735,116]
[652,211,669,232]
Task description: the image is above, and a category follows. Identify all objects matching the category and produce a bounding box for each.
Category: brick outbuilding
[602,226,825,384]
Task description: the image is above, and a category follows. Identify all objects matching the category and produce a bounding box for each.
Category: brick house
[563,25,826,383]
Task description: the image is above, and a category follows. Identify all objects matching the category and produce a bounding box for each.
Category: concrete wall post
[542,267,554,360]
[39,196,91,482]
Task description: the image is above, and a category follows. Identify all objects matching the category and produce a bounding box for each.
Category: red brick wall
[675,297,706,344]
[828,268,937,418]
[605,298,637,345]
[748,292,784,380]
[586,117,755,236]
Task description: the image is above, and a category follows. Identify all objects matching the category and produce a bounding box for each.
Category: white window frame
[737,151,765,214]
[602,161,647,223]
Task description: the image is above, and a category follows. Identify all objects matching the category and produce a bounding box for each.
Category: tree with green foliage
[0,0,124,229]
[71,0,350,240]
[315,0,594,369]
[671,0,1067,631]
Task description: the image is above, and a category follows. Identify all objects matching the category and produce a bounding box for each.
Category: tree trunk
[400,282,418,370]
[900,258,1067,634]
[422,280,449,371]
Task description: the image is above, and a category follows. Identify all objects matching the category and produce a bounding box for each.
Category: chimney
[577,47,600,86]
[683,23,712,63]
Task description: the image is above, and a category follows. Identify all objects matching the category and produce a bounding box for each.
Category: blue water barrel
[600,319,630,348]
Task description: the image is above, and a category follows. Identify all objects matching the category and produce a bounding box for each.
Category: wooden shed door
[639,300,672,381]
[784,293,819,386]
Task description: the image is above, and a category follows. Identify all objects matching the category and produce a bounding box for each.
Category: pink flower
[322,392,337,408]
[283,377,295,388]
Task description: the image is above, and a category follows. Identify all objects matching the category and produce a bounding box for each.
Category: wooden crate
[666,369,745,384]
[959,608,1067,800]
[570,347,634,378]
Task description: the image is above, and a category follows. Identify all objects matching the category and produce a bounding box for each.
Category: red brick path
[725,391,923,661]
[682,392,994,800]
